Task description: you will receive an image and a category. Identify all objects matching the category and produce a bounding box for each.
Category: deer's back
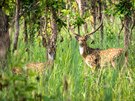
[99,48,123,60]
[84,48,123,68]
[99,48,123,67]
[25,62,45,72]
[25,61,53,72]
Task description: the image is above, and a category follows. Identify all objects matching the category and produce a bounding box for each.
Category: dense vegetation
[0,0,135,100]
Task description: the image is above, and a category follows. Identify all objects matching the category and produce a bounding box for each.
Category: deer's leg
[91,60,98,72]
[111,60,116,68]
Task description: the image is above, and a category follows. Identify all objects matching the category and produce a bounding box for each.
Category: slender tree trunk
[91,0,97,30]
[76,0,84,16]
[48,7,58,60]
[66,0,70,30]
[124,15,131,65]
[40,17,47,48]
[66,0,72,38]
[98,0,103,45]
[0,8,10,68]
[44,7,49,60]
[124,16,130,50]
[13,0,20,52]
[117,20,124,45]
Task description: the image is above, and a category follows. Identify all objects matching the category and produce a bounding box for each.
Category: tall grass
[0,19,135,101]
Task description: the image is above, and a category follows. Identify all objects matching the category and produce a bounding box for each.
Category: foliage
[73,16,85,27]
[114,0,134,17]
[105,0,135,19]
[2,0,15,18]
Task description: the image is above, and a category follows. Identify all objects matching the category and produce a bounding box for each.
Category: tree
[0,7,10,68]
[39,0,66,60]
[97,0,104,45]
[90,0,97,30]
[49,5,58,60]
[13,0,20,52]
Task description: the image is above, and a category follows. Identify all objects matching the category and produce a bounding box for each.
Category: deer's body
[79,43,123,68]
[25,62,46,73]
[25,60,53,74]
[99,48,123,67]
[12,45,55,75]
[24,46,55,74]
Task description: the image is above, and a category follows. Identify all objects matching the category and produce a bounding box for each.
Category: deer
[26,44,55,73]
[12,44,55,75]
[70,21,124,70]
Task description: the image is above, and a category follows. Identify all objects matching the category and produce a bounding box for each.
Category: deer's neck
[79,45,87,57]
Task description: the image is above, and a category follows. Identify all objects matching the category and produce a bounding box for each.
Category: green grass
[0,20,135,101]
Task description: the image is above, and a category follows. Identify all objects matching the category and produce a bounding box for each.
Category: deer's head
[74,34,88,47]
[71,21,103,47]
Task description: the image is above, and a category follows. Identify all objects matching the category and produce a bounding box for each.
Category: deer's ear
[74,34,80,40]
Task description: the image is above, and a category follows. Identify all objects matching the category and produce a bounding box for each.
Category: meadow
[0,19,135,101]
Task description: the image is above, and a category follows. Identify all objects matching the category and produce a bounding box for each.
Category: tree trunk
[118,20,124,45]
[40,17,47,48]
[66,0,72,38]
[76,0,84,16]
[42,5,49,60]
[97,0,103,45]
[48,7,58,60]
[13,0,20,52]
[91,0,97,30]
[0,8,10,68]
[66,0,70,29]
[124,15,131,65]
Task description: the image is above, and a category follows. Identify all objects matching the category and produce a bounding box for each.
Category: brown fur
[25,61,53,74]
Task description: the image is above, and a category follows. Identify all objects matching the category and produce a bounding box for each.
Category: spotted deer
[71,21,124,69]
[12,44,55,75]
[25,45,55,75]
